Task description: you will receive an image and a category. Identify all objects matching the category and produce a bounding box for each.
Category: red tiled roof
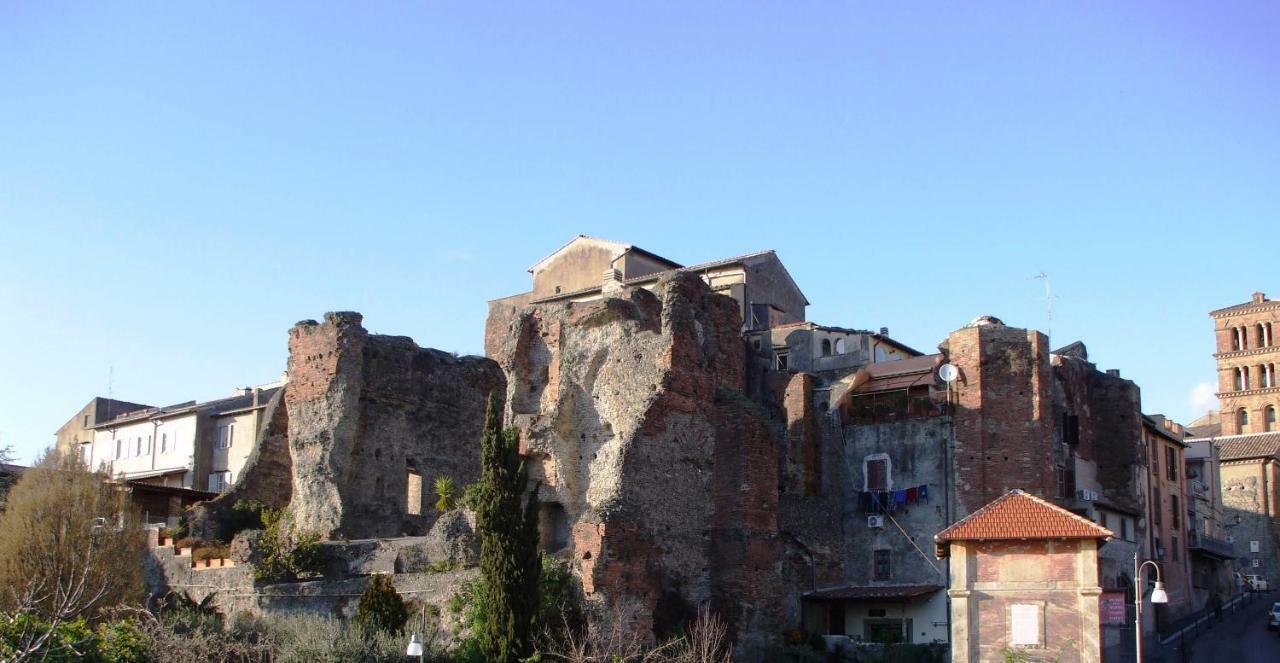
[804,584,942,602]
[935,490,1113,557]
[1206,433,1280,461]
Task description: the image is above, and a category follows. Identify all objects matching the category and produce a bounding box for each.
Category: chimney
[252,388,261,408]
[1106,369,1120,377]
[879,327,890,336]
[1254,291,1267,304]
[602,268,625,295]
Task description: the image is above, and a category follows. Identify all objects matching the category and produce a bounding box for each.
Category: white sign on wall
[1250,541,1261,553]
[1010,604,1041,646]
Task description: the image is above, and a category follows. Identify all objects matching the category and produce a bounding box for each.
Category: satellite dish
[938,363,960,383]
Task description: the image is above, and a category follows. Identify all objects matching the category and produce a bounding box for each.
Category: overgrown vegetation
[434,476,457,512]
[473,395,542,663]
[355,574,409,636]
[0,451,145,660]
[250,508,322,583]
[229,499,268,535]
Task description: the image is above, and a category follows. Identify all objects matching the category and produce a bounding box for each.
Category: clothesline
[858,485,929,514]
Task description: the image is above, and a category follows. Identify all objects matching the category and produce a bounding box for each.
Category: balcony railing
[1187,530,1235,559]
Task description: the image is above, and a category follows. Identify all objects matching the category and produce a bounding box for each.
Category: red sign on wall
[1100,592,1127,625]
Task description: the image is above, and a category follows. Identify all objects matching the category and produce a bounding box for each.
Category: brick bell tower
[1212,292,1280,435]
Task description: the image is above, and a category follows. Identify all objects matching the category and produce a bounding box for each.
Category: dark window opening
[1063,413,1080,446]
[821,339,832,356]
[1166,446,1178,482]
[538,502,570,552]
[866,458,889,492]
[827,606,846,636]
[873,549,891,581]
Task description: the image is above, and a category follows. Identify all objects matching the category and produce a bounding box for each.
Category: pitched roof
[527,235,682,274]
[804,584,943,602]
[1210,292,1277,317]
[935,489,1113,557]
[1199,433,1280,461]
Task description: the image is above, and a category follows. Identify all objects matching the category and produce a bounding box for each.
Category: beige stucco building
[54,397,151,458]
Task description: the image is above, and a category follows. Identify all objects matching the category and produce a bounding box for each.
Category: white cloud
[1188,382,1219,417]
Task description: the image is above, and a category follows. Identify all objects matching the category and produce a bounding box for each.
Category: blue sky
[1,3,1276,463]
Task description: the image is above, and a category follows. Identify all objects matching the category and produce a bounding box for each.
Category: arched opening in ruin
[538,502,569,552]
[406,461,423,516]
[821,339,832,356]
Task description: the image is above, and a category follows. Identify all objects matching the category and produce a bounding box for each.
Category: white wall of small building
[89,414,198,488]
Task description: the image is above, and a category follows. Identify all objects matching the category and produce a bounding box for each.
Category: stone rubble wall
[487,272,788,655]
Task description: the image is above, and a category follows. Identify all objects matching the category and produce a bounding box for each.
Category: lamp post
[1134,553,1168,663]
[405,603,426,661]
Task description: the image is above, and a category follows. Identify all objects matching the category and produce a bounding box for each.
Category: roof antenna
[1031,272,1058,339]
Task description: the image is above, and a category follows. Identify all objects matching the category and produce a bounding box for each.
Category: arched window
[1233,327,1244,351]
[834,338,846,355]
[1267,406,1278,432]
[1238,408,1250,433]
[821,339,832,357]
[1259,324,1268,349]
[1266,322,1274,347]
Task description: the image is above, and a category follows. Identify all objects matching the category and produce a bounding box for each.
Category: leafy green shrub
[193,543,231,563]
[96,618,151,663]
[0,613,97,661]
[251,509,323,583]
[355,574,408,636]
[434,476,457,512]
[175,536,207,551]
[422,559,461,574]
[460,482,483,511]
[230,499,268,534]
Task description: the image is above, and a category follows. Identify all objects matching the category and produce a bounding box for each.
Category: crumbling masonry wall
[488,273,787,653]
[286,312,506,539]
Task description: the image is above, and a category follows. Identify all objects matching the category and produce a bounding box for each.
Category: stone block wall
[285,312,505,539]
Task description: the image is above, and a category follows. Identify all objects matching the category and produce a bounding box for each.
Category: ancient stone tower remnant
[488,272,786,649]
[286,311,506,539]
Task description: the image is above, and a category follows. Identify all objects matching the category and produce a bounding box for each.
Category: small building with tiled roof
[937,490,1111,663]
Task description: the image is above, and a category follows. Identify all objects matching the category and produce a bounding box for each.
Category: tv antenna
[1031,272,1058,339]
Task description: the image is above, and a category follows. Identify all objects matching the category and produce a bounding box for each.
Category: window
[1063,413,1080,446]
[821,339,832,356]
[1151,440,1159,476]
[135,437,142,456]
[864,454,890,491]
[1259,324,1268,348]
[1239,408,1250,433]
[775,352,789,371]
[1172,535,1180,561]
[215,423,234,449]
[1166,446,1178,482]
[827,606,846,636]
[160,433,168,453]
[1232,327,1243,351]
[1121,517,1130,540]
[208,471,231,493]
[83,414,90,427]
[834,338,846,355]
[406,465,422,515]
[1153,488,1162,526]
[80,443,91,466]
[864,619,910,644]
[1056,465,1076,499]
[115,438,123,460]
[873,549,891,581]
[1170,494,1181,529]
[1267,406,1278,432]
[1100,512,1109,529]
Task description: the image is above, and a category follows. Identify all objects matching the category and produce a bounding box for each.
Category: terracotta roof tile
[935,490,1112,557]
[1195,433,1280,461]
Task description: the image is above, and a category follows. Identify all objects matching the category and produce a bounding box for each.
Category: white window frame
[215,423,234,450]
[208,470,231,492]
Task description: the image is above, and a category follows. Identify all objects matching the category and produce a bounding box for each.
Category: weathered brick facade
[946,318,1056,515]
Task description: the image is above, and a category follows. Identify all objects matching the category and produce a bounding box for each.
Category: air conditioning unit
[1076,489,1098,502]
[868,515,885,529]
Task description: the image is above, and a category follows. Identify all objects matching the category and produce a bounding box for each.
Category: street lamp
[405,602,427,661]
[405,633,423,660]
[1134,553,1168,663]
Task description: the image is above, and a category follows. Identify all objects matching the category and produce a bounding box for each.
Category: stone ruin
[178,277,797,658]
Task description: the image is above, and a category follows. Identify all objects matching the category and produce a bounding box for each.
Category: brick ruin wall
[285,311,506,539]
[946,323,1056,516]
[487,272,789,654]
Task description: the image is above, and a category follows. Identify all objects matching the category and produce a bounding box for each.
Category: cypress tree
[476,394,542,663]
